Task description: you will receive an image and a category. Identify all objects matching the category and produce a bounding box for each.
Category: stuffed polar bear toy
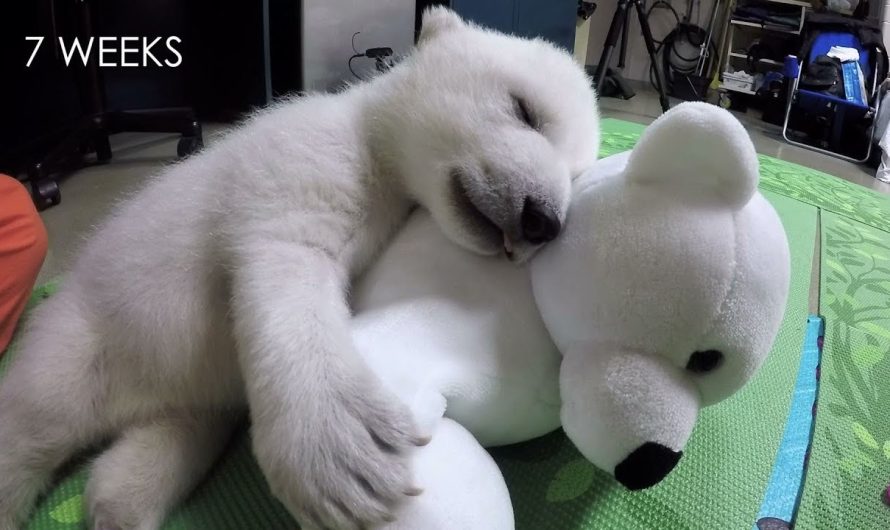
[349,102,791,529]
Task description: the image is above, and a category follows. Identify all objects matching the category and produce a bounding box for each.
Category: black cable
[348,54,365,80]
[647,0,681,24]
[668,25,705,66]
[644,0,722,98]
[646,0,681,47]
[646,0,684,92]
[351,32,361,54]
[650,22,717,95]
[349,32,366,80]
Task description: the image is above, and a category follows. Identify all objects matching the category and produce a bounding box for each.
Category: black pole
[618,4,630,68]
[632,0,670,112]
[593,0,630,93]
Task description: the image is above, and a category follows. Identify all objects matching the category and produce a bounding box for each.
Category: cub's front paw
[256,380,428,529]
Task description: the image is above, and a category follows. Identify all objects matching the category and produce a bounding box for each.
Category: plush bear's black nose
[521,197,560,244]
[614,442,682,490]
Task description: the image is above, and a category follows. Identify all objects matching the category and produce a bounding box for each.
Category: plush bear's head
[531,103,791,489]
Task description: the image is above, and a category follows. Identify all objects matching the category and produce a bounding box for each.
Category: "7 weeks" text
[25,36,183,68]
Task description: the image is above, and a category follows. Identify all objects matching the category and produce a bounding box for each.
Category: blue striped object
[753,315,824,530]
[841,62,864,105]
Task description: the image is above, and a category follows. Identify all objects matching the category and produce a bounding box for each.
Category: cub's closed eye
[686,350,724,374]
[513,95,538,130]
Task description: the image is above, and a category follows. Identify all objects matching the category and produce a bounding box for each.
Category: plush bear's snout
[614,442,683,490]
[557,348,699,486]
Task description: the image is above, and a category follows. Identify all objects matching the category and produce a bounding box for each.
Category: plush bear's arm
[351,211,562,447]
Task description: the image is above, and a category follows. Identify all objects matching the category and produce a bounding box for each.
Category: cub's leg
[0,290,110,530]
[85,410,240,530]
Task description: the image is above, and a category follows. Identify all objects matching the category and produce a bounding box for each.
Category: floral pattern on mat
[796,211,890,529]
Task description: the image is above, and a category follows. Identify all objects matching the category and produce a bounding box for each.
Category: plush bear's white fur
[0,8,599,530]
[346,103,791,528]
[533,103,790,482]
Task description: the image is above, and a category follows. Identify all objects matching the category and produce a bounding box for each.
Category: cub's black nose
[614,442,682,490]
[521,197,561,244]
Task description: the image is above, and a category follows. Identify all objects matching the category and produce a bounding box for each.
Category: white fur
[0,7,599,530]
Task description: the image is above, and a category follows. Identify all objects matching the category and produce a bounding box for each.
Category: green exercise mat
[795,212,890,529]
[2,118,887,529]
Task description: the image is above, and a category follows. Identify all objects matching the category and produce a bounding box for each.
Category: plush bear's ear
[624,102,759,209]
[418,6,465,45]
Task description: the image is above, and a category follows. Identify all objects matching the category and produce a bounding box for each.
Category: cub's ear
[625,102,759,209]
[418,6,465,45]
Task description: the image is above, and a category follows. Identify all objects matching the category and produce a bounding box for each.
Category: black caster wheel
[177,135,204,158]
[95,134,112,162]
[33,179,61,211]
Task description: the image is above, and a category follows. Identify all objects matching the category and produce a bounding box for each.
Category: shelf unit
[720,83,757,95]
[718,0,811,96]
[729,18,803,35]
[765,0,812,6]
[727,51,782,66]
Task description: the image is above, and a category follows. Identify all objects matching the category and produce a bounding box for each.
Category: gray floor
[35,89,890,287]
[35,125,227,284]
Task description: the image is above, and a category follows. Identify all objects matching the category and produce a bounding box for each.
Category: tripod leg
[618,6,630,68]
[633,0,670,112]
[594,1,629,94]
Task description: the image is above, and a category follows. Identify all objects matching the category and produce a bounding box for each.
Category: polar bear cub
[0,7,599,530]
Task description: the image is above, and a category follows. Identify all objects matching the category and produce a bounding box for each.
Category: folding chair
[782,31,884,163]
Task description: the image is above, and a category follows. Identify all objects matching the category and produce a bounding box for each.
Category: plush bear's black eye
[686,350,724,373]
[513,95,538,130]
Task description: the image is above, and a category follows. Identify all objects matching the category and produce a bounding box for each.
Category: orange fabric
[0,174,47,353]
